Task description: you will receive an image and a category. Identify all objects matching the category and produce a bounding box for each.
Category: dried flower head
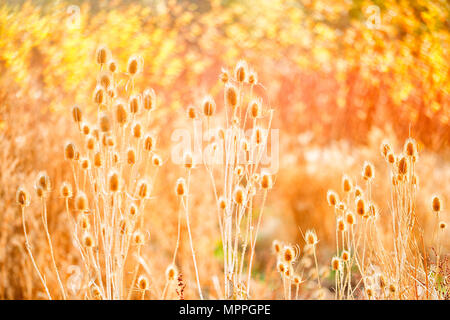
[327,190,339,207]
[202,95,216,117]
[143,88,156,111]
[60,182,73,198]
[305,229,318,245]
[75,192,88,211]
[16,187,30,207]
[138,275,149,290]
[432,195,442,213]
[362,161,375,181]
[175,178,186,196]
[342,175,353,193]
[234,60,248,83]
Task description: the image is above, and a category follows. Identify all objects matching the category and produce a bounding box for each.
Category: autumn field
[0,0,449,300]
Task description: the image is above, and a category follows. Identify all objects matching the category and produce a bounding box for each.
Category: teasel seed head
[248,69,258,85]
[107,59,117,73]
[127,148,136,165]
[152,154,162,166]
[331,256,342,271]
[439,221,446,230]
[250,98,262,119]
[218,196,227,210]
[143,88,156,111]
[202,95,216,117]
[387,151,395,164]
[108,170,120,193]
[82,232,94,248]
[138,275,149,290]
[293,274,302,285]
[337,217,346,232]
[404,138,418,158]
[327,190,339,207]
[187,105,197,119]
[93,85,105,105]
[356,197,366,217]
[133,231,145,245]
[94,151,102,167]
[86,135,95,150]
[272,240,281,254]
[235,60,248,83]
[81,122,90,135]
[166,264,178,282]
[346,212,355,225]
[183,151,193,169]
[220,67,229,83]
[79,215,90,230]
[305,229,318,246]
[16,187,30,207]
[341,250,350,262]
[260,172,273,189]
[36,171,51,193]
[380,140,391,159]
[75,192,88,211]
[128,203,139,218]
[397,155,408,175]
[277,261,286,274]
[127,54,143,76]
[96,45,109,65]
[362,161,375,181]
[137,179,149,199]
[342,174,352,193]
[233,186,245,205]
[432,195,441,213]
[225,83,238,109]
[72,105,82,123]
[60,182,72,198]
[253,126,263,145]
[115,99,128,126]
[144,133,155,152]
[175,178,186,196]
[132,121,143,138]
[129,94,141,114]
[99,112,111,133]
[354,186,363,198]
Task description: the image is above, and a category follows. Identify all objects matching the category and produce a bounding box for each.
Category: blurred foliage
[0,0,449,149]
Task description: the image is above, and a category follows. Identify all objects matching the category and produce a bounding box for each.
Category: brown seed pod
[233,186,245,205]
[260,172,273,189]
[175,178,186,196]
[60,182,73,198]
[129,94,141,114]
[166,264,179,282]
[138,275,149,290]
[127,148,136,165]
[127,54,143,76]
[137,179,149,199]
[202,96,216,117]
[342,174,353,193]
[75,192,88,211]
[327,190,339,207]
[305,230,318,245]
[362,161,375,181]
[143,88,156,111]
[356,197,366,217]
[225,83,238,109]
[115,99,128,126]
[234,60,248,83]
[144,133,155,152]
[99,112,111,132]
[249,98,262,118]
[16,187,30,207]
[432,195,441,213]
[72,105,82,123]
[96,45,109,65]
[108,170,120,193]
[397,155,408,175]
[107,59,117,73]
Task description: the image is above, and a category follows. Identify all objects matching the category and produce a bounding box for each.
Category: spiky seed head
[337,217,346,232]
[79,215,90,230]
[81,122,90,135]
[379,274,387,289]
[128,203,139,217]
[362,161,374,181]
[389,284,397,293]
[107,59,117,73]
[354,186,363,198]
[82,233,94,248]
[187,105,197,119]
[175,178,186,196]
[341,250,350,262]
[127,54,143,76]
[86,135,95,150]
[356,197,366,217]
[115,99,128,126]
[94,152,102,167]
[108,170,120,193]
[342,175,352,193]
[233,186,245,205]
[152,154,162,166]
[202,95,215,117]
[432,195,441,213]
[72,105,82,123]
[64,142,76,160]
[98,112,111,133]
[282,245,297,264]
[96,45,109,65]
[277,261,286,274]
[220,67,229,83]
[60,182,72,198]
[183,151,193,169]
[137,179,149,199]
[387,151,395,164]
[133,231,145,245]
[129,94,141,114]
[127,148,136,165]
[248,69,258,85]
[132,121,142,138]
[346,212,355,225]
[235,60,248,83]
[36,171,51,193]
[144,134,154,152]
[404,138,418,158]
[366,288,373,298]
[305,229,318,245]
[337,202,346,211]
[272,240,281,254]
[138,275,149,290]
[293,274,302,285]
[93,85,105,105]
[166,264,178,282]
[249,98,262,119]
[397,155,408,175]
[80,157,90,170]
[326,190,339,207]
[225,83,238,109]
[143,88,156,111]
[218,196,227,210]
[16,187,30,207]
[380,140,391,158]
[75,192,88,211]
[331,256,342,271]
[253,127,263,145]
[260,172,273,189]
[439,221,446,230]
